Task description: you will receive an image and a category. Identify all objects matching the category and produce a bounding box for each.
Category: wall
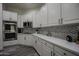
[0,4,3,50]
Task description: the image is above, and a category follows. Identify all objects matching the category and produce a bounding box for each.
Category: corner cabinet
[62,3,79,24]
[3,10,17,21]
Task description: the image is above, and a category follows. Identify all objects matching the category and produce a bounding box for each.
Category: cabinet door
[25,35,33,46]
[42,43,51,56]
[3,10,10,21]
[33,10,42,28]
[47,3,61,26]
[34,38,38,50]
[62,3,79,24]
[20,15,24,28]
[32,11,37,28]
[54,45,76,56]
[36,38,43,56]
[17,14,21,27]
[10,12,17,21]
[40,4,48,27]
[31,35,36,47]
[17,34,25,44]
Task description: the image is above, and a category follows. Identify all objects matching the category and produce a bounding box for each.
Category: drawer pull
[64,53,66,55]
[51,51,53,56]
[53,53,55,56]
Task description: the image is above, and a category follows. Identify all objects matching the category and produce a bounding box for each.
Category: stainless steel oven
[3,21,17,41]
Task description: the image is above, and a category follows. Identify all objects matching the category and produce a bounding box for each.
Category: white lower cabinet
[37,40,43,56]
[17,34,25,44]
[25,34,32,46]
[18,34,77,56]
[33,37,53,56]
[32,35,77,56]
[18,34,33,46]
[42,43,52,56]
[33,36,38,49]
[54,45,76,56]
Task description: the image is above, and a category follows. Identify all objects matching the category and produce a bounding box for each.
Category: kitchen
[0,3,79,56]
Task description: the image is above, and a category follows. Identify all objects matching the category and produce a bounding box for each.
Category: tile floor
[0,45,39,56]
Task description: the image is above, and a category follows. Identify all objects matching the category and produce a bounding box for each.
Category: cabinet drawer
[38,38,53,49]
[38,38,45,44]
[65,50,76,56]
[46,42,53,49]
[54,46,76,56]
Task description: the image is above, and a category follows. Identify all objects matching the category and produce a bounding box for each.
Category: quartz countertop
[32,33,79,55]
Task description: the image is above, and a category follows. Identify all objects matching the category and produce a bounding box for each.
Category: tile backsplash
[38,23,79,40]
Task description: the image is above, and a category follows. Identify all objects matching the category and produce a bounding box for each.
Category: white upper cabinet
[3,10,10,21]
[62,3,79,24]
[10,11,17,21]
[40,4,48,27]
[33,10,42,28]
[3,10,17,21]
[20,15,24,28]
[32,11,37,28]
[47,3,61,26]
[17,14,21,27]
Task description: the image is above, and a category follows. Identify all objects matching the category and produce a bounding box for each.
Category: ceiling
[3,3,45,10]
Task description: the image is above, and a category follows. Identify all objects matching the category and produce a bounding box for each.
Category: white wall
[0,3,3,50]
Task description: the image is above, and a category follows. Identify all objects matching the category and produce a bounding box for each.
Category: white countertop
[32,33,79,55]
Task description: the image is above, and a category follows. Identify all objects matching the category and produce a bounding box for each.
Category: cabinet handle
[61,18,63,24]
[58,19,61,24]
[51,51,53,56]
[63,53,66,55]
[59,18,63,24]
[53,53,55,56]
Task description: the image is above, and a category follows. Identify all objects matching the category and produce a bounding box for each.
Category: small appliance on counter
[66,31,78,42]
[66,35,73,42]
